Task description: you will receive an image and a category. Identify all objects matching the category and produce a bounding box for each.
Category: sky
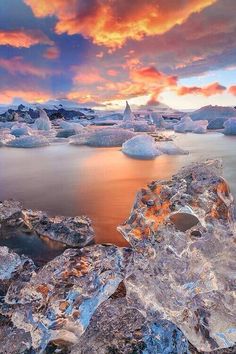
[0,0,236,110]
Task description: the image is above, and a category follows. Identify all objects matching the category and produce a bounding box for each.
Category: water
[0,132,236,261]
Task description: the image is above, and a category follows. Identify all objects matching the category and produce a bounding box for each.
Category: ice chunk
[156,141,188,155]
[207,117,226,130]
[174,116,208,134]
[11,124,32,137]
[33,109,51,131]
[122,135,162,159]
[223,118,236,135]
[56,129,77,138]
[119,120,155,132]
[59,121,84,132]
[123,101,135,122]
[6,135,49,148]
[150,113,165,128]
[87,128,136,147]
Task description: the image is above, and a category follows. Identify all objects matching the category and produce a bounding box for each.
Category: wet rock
[22,209,95,247]
[118,160,236,352]
[4,245,132,351]
[72,298,189,354]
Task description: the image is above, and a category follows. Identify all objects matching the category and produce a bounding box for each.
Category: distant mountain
[190,105,236,121]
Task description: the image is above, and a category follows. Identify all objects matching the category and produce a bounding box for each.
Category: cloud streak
[0,29,53,48]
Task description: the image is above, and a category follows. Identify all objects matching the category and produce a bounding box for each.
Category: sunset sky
[0,0,236,109]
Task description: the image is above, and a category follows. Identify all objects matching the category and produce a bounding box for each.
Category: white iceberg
[122,135,162,159]
[174,116,208,134]
[6,135,49,148]
[156,141,189,155]
[33,109,51,131]
[69,130,91,146]
[59,121,84,132]
[11,124,32,137]
[86,128,136,147]
[223,118,236,135]
[123,101,135,122]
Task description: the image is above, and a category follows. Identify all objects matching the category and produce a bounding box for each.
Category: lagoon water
[0,131,236,262]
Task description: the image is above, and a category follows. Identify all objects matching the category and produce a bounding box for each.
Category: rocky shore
[0,160,235,353]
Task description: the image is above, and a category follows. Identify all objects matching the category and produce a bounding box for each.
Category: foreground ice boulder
[118,160,236,352]
[223,118,236,135]
[122,135,162,159]
[3,245,131,351]
[6,135,49,148]
[33,109,51,131]
[174,116,208,134]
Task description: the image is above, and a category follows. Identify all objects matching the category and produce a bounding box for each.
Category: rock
[86,128,136,147]
[122,135,162,159]
[4,245,132,351]
[22,209,95,247]
[72,298,189,354]
[207,118,226,130]
[33,109,52,131]
[118,160,236,352]
[223,118,236,135]
[6,135,50,148]
[0,200,22,223]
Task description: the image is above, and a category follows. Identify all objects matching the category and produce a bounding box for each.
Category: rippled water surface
[0,132,235,259]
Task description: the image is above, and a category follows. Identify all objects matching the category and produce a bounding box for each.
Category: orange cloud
[177,82,226,96]
[0,56,59,77]
[131,66,177,86]
[0,89,52,104]
[72,66,105,84]
[24,0,216,48]
[0,29,53,48]
[228,85,236,96]
[43,46,60,59]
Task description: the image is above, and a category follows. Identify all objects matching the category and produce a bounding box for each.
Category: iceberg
[119,120,155,132]
[11,124,32,137]
[190,104,236,121]
[156,141,188,155]
[122,135,162,159]
[6,135,49,148]
[87,128,136,147]
[123,101,135,122]
[59,120,84,132]
[150,112,165,128]
[223,118,236,135]
[33,109,51,131]
[174,116,208,134]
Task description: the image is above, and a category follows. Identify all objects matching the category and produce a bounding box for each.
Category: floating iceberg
[56,129,77,138]
[190,104,236,121]
[33,109,51,131]
[59,120,84,131]
[150,112,165,128]
[6,135,49,148]
[87,128,136,147]
[223,118,236,135]
[120,120,155,132]
[11,124,32,137]
[174,116,208,134]
[123,101,135,122]
[156,141,188,155]
[122,135,162,159]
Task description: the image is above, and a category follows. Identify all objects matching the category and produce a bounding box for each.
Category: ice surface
[59,121,84,132]
[86,128,136,147]
[122,135,162,159]
[174,116,208,133]
[156,141,188,155]
[6,135,49,148]
[223,118,236,135]
[190,105,236,121]
[150,112,165,128]
[11,124,32,137]
[123,101,135,122]
[33,109,51,131]
[119,120,155,132]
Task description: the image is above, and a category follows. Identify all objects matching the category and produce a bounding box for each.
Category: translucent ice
[122,135,162,159]
[6,135,49,148]
[33,109,51,131]
[223,118,236,135]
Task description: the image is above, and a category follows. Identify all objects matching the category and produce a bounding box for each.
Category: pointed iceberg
[123,101,135,122]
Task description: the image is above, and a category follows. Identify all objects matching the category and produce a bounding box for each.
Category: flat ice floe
[6,135,49,148]
[156,141,189,155]
[122,135,162,159]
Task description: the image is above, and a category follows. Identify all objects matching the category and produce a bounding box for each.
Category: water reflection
[0,132,236,250]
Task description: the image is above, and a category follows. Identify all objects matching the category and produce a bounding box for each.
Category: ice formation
[6,135,50,148]
[123,101,135,122]
[190,105,236,121]
[174,116,208,133]
[122,135,162,159]
[156,141,188,155]
[33,109,52,131]
[223,118,236,135]
[10,124,32,137]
